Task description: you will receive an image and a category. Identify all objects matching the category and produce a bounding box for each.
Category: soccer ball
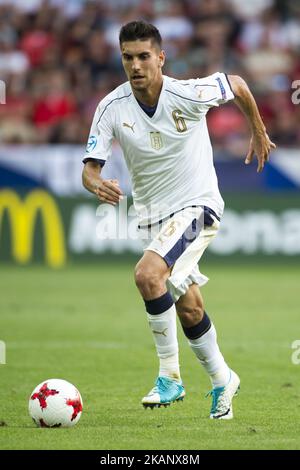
[29,379,83,428]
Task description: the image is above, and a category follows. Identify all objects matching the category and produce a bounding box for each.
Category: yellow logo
[153,328,168,337]
[0,189,66,268]
[158,220,180,243]
[123,122,135,133]
[150,131,163,150]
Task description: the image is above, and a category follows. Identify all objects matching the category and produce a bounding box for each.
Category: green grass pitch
[0,262,299,450]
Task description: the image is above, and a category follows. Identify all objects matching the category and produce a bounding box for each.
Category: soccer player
[82,21,275,419]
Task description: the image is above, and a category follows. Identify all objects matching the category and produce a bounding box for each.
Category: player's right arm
[82,98,123,205]
[82,161,123,206]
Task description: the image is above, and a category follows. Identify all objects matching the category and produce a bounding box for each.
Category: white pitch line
[6,341,127,350]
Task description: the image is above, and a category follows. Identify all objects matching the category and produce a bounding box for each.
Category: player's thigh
[136,208,199,283]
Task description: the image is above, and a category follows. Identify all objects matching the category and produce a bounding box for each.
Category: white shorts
[138,206,220,302]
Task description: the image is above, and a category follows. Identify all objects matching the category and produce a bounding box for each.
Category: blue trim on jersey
[171,80,217,88]
[215,77,226,100]
[96,93,132,126]
[82,157,106,167]
[194,84,217,88]
[165,89,218,104]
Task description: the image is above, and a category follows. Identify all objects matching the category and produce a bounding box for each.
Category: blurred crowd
[0,0,299,156]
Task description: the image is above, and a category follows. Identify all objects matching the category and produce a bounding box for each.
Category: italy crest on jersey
[150,132,163,150]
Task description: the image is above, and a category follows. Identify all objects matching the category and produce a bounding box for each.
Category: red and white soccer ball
[29,379,83,428]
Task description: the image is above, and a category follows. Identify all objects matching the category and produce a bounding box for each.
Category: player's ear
[159,50,165,68]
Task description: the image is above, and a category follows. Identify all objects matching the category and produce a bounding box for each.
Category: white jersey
[83,72,234,226]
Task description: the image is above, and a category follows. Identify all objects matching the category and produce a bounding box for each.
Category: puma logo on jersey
[123,122,135,133]
[153,328,168,337]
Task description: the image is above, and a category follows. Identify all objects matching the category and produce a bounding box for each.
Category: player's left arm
[227,75,276,172]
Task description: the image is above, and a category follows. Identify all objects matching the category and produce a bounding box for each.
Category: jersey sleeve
[190,72,235,113]
[82,101,114,166]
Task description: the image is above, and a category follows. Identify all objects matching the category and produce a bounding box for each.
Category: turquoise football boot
[207,370,240,419]
[142,376,185,409]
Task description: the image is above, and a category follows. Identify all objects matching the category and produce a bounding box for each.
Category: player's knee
[134,266,163,296]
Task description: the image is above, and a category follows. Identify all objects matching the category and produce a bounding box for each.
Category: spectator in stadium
[0,0,298,149]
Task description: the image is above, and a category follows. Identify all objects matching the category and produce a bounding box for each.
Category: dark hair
[119,21,162,48]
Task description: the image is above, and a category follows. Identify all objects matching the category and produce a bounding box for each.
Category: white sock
[188,323,230,388]
[147,304,181,381]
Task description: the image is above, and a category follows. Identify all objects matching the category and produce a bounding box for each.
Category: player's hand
[245,131,276,173]
[94,179,123,205]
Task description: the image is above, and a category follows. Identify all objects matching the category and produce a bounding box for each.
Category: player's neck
[133,76,163,107]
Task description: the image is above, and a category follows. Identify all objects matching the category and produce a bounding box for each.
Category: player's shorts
[137,206,220,301]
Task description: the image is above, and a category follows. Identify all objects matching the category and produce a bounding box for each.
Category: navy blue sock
[144,292,174,315]
[182,312,211,340]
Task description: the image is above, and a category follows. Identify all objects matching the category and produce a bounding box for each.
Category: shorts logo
[86,135,97,153]
[150,131,163,150]
[158,220,180,243]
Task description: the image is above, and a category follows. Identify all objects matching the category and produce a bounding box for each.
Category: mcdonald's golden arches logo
[0,189,66,268]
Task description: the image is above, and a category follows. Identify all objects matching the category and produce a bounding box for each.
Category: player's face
[121,39,165,91]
